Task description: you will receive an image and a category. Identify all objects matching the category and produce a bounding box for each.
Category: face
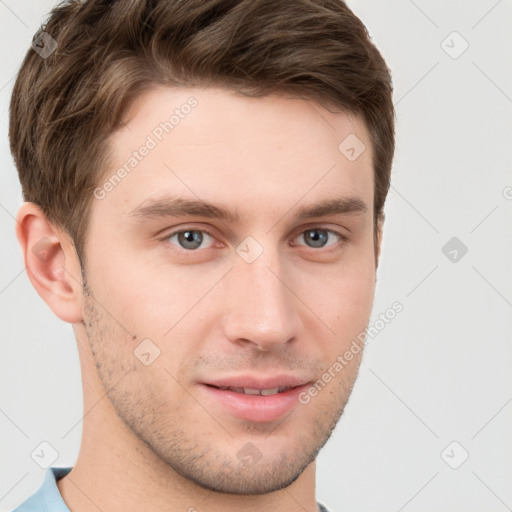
[80,86,378,494]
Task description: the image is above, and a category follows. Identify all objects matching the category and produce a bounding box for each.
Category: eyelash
[162,226,348,253]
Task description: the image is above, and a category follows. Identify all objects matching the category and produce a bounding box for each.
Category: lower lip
[199,384,309,422]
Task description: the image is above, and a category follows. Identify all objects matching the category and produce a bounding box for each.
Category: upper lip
[202,374,311,390]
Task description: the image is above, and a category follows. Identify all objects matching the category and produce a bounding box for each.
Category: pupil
[179,230,203,249]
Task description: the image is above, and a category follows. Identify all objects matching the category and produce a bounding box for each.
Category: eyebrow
[296,197,367,219]
[129,197,241,223]
[128,195,368,223]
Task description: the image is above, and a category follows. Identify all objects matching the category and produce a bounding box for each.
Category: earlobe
[15,202,84,324]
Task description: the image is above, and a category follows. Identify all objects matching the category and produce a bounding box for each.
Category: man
[10,0,394,510]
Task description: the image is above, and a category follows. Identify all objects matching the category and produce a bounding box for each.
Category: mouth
[199,377,311,422]
[205,384,297,396]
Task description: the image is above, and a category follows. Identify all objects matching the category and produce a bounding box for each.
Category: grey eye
[303,229,328,248]
[297,229,340,249]
[169,230,214,250]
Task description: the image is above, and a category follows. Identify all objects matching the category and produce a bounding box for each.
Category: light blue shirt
[12,466,332,512]
[13,467,72,512]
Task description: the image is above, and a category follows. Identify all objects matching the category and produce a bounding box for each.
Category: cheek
[339,270,376,319]
[85,259,223,371]
[295,258,376,329]
[85,245,169,323]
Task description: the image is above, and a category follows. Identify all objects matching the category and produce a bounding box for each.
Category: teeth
[260,387,280,396]
[243,388,261,395]
[217,386,292,395]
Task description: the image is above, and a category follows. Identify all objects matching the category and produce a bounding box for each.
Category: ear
[16,202,84,324]
[374,212,384,270]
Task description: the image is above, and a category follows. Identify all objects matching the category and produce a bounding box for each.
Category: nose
[220,250,301,351]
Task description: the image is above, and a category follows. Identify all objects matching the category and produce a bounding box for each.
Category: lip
[198,374,311,423]
[204,374,309,390]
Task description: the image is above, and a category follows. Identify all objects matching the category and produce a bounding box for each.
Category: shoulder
[317,501,334,512]
[11,467,72,512]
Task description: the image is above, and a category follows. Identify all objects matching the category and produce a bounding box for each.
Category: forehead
[96,86,374,223]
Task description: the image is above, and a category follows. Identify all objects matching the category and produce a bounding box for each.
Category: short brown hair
[9,0,394,263]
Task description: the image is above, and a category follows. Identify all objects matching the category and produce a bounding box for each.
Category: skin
[17,86,382,512]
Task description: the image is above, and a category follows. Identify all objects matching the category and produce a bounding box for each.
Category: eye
[294,228,345,249]
[166,229,216,250]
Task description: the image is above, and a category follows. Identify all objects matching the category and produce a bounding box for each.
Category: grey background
[1,1,511,511]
